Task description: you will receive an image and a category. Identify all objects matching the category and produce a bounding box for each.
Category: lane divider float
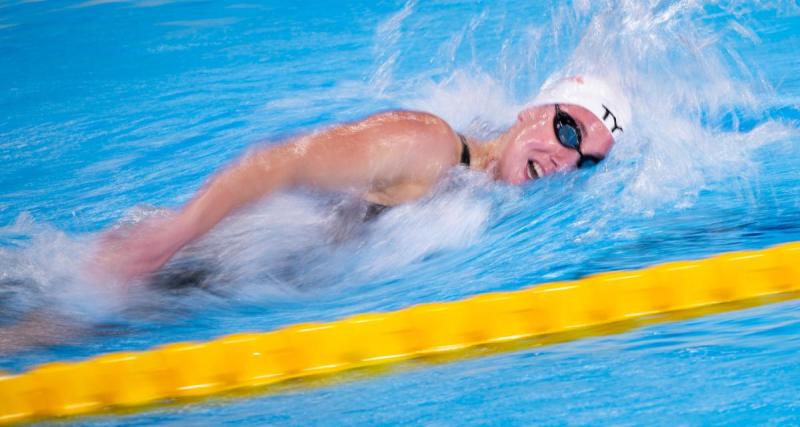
[2,242,800,424]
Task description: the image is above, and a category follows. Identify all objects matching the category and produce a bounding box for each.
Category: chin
[500,173,523,186]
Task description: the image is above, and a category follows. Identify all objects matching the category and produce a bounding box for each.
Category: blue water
[2,0,800,424]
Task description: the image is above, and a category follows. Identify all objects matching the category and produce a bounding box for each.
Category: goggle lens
[553,104,603,169]
[556,122,580,150]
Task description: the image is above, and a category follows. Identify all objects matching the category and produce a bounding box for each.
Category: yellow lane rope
[2,242,799,424]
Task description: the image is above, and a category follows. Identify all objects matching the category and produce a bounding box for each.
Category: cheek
[503,127,545,159]
[553,149,581,168]
[498,142,522,180]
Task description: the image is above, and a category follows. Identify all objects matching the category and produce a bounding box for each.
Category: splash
[379,1,795,212]
[369,0,417,97]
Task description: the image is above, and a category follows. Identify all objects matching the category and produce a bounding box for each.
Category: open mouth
[526,160,543,181]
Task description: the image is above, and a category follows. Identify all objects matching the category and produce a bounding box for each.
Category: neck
[463,135,504,179]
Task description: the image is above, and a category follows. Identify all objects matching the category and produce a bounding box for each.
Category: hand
[0,311,80,356]
[89,212,192,283]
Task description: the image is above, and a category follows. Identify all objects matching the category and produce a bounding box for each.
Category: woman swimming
[93,75,631,282]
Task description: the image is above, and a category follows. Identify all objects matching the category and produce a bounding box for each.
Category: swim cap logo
[602,105,623,134]
[531,75,631,140]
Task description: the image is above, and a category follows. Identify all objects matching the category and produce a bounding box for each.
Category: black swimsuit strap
[458,133,470,166]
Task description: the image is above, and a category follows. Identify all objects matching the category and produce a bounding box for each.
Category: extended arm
[93,111,460,281]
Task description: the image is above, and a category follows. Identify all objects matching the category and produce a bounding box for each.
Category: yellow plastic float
[2,242,799,424]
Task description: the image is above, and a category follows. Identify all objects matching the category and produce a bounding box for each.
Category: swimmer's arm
[96,111,459,281]
[168,111,458,252]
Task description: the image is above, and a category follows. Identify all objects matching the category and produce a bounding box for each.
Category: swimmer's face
[496,104,614,185]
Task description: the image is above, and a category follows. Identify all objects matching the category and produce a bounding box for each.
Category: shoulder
[369,110,453,134]
[365,110,460,156]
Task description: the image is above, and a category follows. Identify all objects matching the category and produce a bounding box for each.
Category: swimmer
[94,75,631,282]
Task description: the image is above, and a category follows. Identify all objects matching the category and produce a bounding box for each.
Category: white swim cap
[532,75,632,139]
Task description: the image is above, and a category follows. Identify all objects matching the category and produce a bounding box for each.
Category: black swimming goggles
[553,104,603,169]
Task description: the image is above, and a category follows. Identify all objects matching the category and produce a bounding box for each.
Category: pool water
[2,0,800,424]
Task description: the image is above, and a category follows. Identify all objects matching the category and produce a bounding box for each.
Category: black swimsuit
[363,133,470,221]
[457,133,471,166]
